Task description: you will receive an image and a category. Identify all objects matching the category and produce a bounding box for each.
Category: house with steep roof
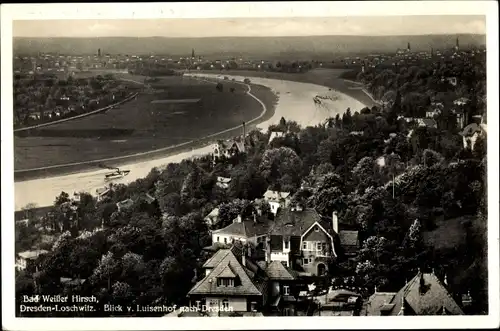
[417,118,438,129]
[364,271,464,315]
[204,208,220,228]
[459,123,487,151]
[116,198,134,212]
[16,250,49,271]
[262,189,291,215]
[262,261,301,314]
[212,136,246,163]
[216,176,232,189]
[211,213,270,247]
[266,205,337,276]
[268,130,287,145]
[187,246,268,315]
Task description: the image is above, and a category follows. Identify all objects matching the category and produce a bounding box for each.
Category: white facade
[268,131,286,144]
[15,257,28,271]
[269,201,281,215]
[269,252,290,267]
[212,233,247,245]
[204,296,248,314]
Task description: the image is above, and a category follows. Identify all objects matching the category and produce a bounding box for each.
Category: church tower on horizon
[407,42,411,53]
[455,37,459,51]
[191,48,195,59]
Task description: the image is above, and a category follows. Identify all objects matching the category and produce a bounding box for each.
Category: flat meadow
[14,75,274,173]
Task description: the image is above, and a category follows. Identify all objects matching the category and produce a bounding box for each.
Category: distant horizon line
[13,33,486,39]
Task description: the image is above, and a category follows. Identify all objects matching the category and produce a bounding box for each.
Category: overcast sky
[13,16,486,38]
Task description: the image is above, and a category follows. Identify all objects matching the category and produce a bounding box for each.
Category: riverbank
[15,82,276,182]
[14,73,366,210]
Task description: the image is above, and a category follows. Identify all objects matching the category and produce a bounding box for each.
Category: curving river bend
[14,73,366,211]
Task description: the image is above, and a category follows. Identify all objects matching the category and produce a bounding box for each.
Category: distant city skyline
[13,16,486,38]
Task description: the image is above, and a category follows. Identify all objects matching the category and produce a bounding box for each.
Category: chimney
[332,211,339,234]
[295,202,304,212]
[235,214,242,223]
[265,240,271,262]
[242,253,246,267]
[419,271,425,294]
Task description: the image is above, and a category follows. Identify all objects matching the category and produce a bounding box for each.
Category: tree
[352,157,376,192]
[54,192,71,206]
[91,251,122,290]
[402,219,423,252]
[259,147,303,190]
[217,199,252,226]
[309,173,346,216]
[422,149,444,167]
[386,153,404,199]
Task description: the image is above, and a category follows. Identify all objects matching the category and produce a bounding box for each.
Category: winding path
[14,73,365,210]
[14,77,265,174]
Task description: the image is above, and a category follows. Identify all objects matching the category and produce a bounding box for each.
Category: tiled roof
[202,245,242,269]
[117,198,134,209]
[216,264,238,278]
[366,292,397,316]
[216,177,231,184]
[265,261,297,280]
[18,250,49,260]
[212,218,270,238]
[263,190,291,201]
[204,208,219,219]
[419,118,437,128]
[188,250,264,297]
[339,230,359,247]
[270,208,329,236]
[96,187,110,195]
[143,193,156,204]
[368,272,464,315]
[460,123,483,137]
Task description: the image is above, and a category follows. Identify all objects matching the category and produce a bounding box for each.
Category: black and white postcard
[1,1,499,330]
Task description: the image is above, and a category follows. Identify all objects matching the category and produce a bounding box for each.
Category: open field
[15,73,364,209]
[14,75,277,180]
[196,68,377,108]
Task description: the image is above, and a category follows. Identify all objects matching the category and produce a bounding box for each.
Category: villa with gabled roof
[364,270,465,315]
[266,205,337,276]
[187,246,268,315]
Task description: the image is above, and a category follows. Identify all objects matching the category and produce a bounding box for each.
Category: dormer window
[217,277,235,287]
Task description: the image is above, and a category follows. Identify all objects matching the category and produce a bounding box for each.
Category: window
[217,278,235,287]
[316,242,322,251]
[283,285,290,295]
[302,242,307,250]
[250,301,257,312]
[224,237,227,244]
[303,258,309,266]
[284,241,289,249]
[321,243,328,254]
[222,299,229,309]
[314,226,319,232]
[217,236,220,242]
